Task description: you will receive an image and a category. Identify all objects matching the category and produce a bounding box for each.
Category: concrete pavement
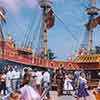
[50,91,96,100]
[0,91,96,100]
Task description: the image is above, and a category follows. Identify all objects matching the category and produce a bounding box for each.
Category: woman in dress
[76,73,89,100]
[64,74,73,95]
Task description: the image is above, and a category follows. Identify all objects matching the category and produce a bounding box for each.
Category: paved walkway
[50,91,96,100]
[0,94,4,100]
[0,91,96,100]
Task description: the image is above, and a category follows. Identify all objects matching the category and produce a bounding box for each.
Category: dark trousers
[57,79,64,96]
[0,84,2,93]
[1,81,6,95]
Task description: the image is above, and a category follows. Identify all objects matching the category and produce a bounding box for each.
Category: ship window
[51,63,53,66]
[10,53,14,56]
[67,63,74,70]
[60,63,63,67]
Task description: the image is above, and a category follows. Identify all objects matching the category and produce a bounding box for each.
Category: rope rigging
[51,1,88,55]
[1,7,42,52]
[13,19,27,39]
[52,11,79,42]
[23,14,38,48]
[2,0,99,56]
[30,13,42,49]
[24,13,42,49]
[12,0,93,56]
[3,10,41,51]
[2,11,31,47]
[20,20,32,48]
[8,17,28,46]
[35,12,44,56]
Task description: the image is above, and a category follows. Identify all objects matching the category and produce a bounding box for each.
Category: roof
[74,54,100,63]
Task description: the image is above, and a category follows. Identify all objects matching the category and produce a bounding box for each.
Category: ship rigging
[0,0,99,74]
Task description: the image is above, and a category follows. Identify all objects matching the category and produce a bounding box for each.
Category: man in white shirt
[15,69,21,89]
[11,68,20,90]
[35,71,43,94]
[42,71,51,100]
[35,71,42,85]
[43,71,50,83]
[6,70,12,93]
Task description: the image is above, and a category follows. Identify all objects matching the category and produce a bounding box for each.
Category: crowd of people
[0,65,54,100]
[56,66,90,100]
[0,65,99,100]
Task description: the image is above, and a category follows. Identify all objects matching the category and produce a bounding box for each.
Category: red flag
[45,9,55,29]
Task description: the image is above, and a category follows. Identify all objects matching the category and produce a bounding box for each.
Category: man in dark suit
[56,65,65,96]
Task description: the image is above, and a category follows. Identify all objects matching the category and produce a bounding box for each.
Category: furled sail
[86,15,100,29]
[45,8,55,29]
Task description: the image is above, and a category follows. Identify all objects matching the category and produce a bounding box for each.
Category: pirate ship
[0,0,100,74]
[0,0,78,70]
[74,0,100,80]
[0,0,54,69]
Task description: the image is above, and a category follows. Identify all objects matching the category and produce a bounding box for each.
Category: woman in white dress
[64,75,73,95]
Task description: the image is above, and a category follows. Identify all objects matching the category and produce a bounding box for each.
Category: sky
[0,0,100,60]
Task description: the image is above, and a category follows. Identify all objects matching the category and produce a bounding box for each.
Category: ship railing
[15,44,33,54]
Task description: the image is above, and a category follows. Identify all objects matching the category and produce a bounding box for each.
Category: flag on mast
[45,8,55,29]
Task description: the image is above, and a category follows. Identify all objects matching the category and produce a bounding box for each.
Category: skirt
[76,88,89,97]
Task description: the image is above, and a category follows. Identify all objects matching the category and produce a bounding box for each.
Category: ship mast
[39,0,53,59]
[0,6,6,40]
[86,0,100,54]
[0,6,6,56]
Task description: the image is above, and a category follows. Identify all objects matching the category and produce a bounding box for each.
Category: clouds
[0,0,22,13]
[0,0,41,14]
[0,0,65,14]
